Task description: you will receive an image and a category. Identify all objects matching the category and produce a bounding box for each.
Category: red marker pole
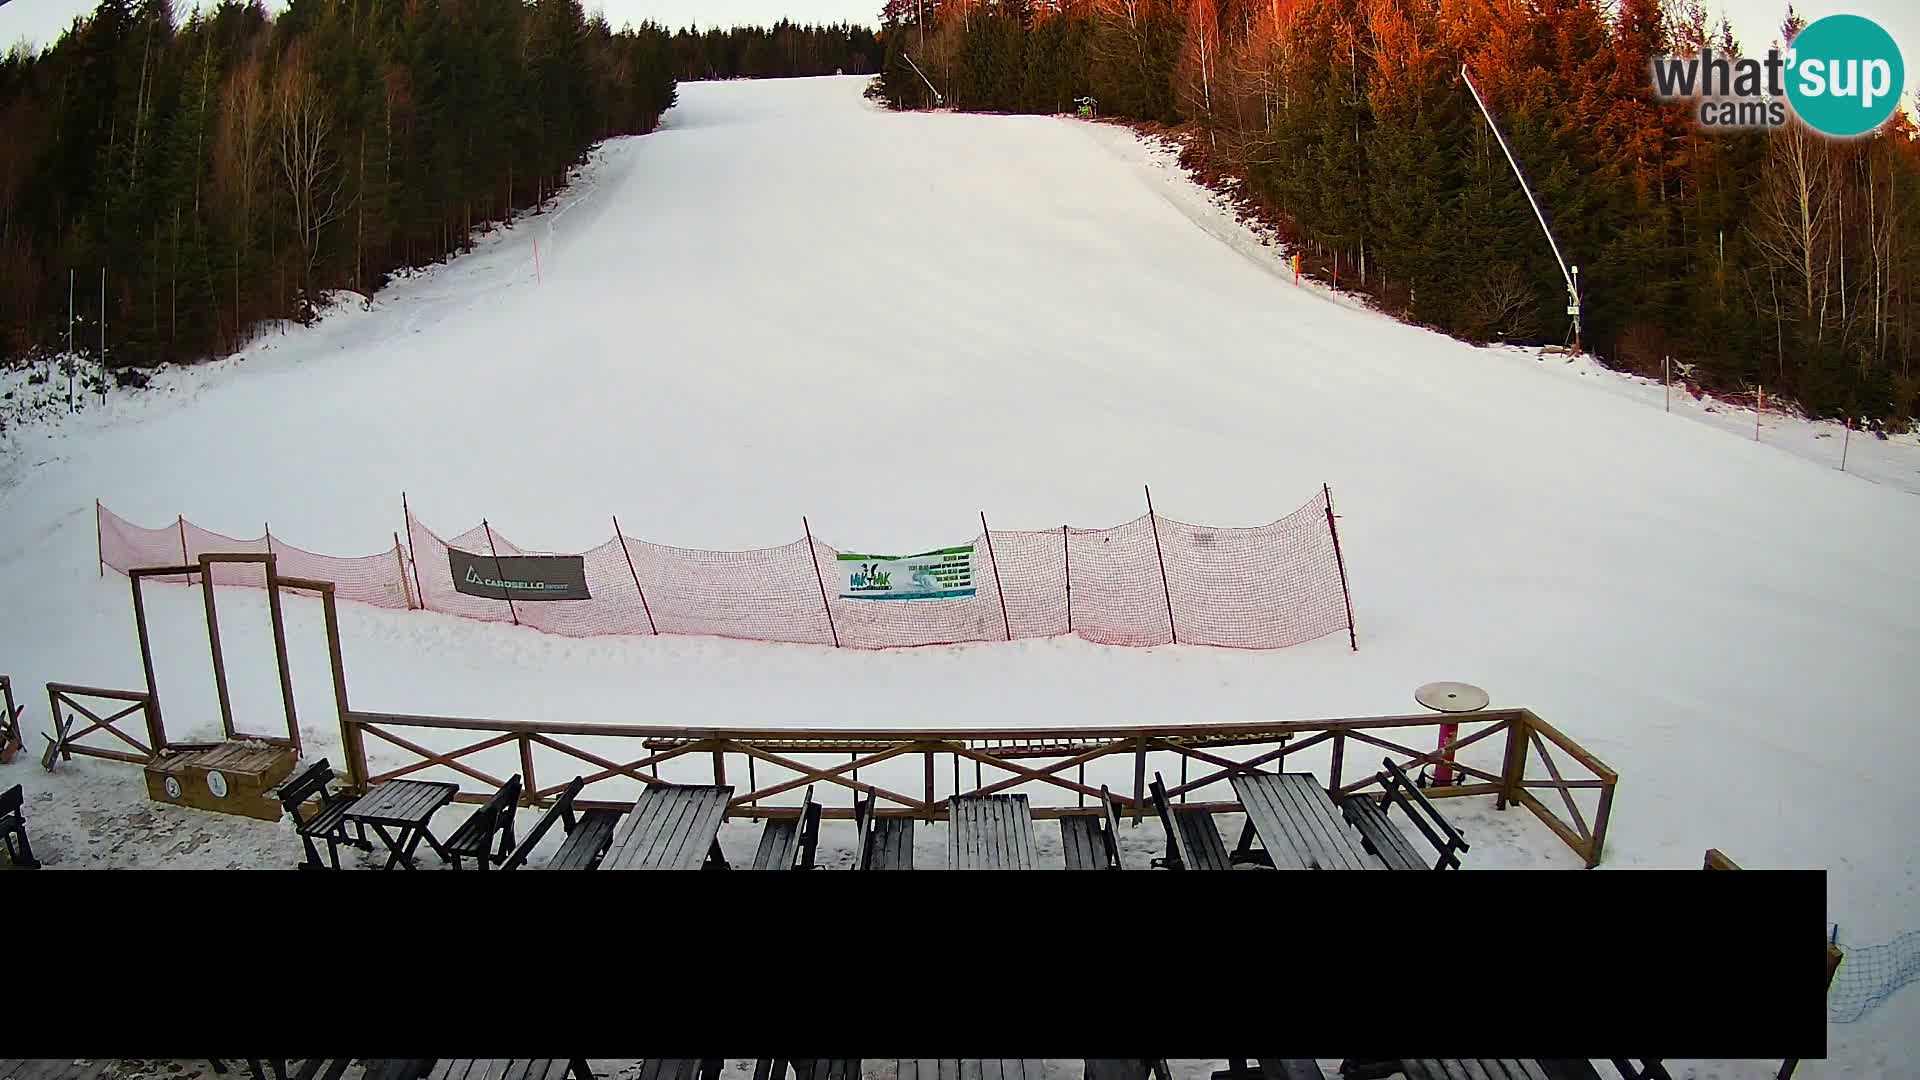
[533,238,542,285]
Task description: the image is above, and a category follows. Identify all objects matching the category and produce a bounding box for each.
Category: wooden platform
[145,741,297,823]
[0,1061,122,1080]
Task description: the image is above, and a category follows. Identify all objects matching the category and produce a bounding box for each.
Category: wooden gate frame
[125,553,303,755]
[48,554,349,768]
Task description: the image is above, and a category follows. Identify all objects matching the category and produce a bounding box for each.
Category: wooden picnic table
[897,1062,1044,1080]
[601,783,734,870]
[342,779,459,870]
[1229,772,1380,871]
[948,793,1038,870]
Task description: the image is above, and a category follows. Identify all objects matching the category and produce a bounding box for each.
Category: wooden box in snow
[145,741,297,823]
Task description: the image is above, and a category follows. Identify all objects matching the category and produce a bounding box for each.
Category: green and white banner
[838,545,976,601]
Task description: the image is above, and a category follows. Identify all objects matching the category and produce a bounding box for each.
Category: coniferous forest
[0,0,677,376]
[670,22,883,81]
[876,0,1920,426]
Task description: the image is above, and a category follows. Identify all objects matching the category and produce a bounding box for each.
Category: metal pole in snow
[1841,419,1851,472]
[1755,387,1763,441]
[99,268,107,404]
[534,238,541,285]
[1664,355,1671,413]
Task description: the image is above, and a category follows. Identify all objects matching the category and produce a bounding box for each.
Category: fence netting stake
[483,518,518,626]
[803,516,839,648]
[613,515,658,634]
[981,511,1012,642]
[1144,485,1176,644]
[1324,483,1358,652]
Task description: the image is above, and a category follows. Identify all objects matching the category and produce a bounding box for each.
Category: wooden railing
[0,675,22,760]
[45,683,164,766]
[339,705,1620,866]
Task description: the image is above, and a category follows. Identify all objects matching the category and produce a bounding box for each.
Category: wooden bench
[427,1061,594,1080]
[445,774,522,869]
[1,783,39,869]
[752,784,823,870]
[1148,771,1232,870]
[637,1062,722,1080]
[855,790,914,870]
[1086,1060,1171,1080]
[899,1062,1044,1080]
[502,776,624,870]
[1341,1059,1550,1080]
[1061,785,1129,870]
[1338,759,1469,870]
[1210,1059,1326,1080]
[1229,771,1378,871]
[756,1061,860,1080]
[602,784,734,870]
[948,793,1039,869]
[275,759,370,870]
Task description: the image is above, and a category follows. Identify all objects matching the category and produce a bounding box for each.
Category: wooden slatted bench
[948,793,1039,869]
[445,774,522,870]
[855,791,914,870]
[899,1062,1044,1080]
[755,1061,860,1080]
[1061,786,1129,870]
[1340,1059,1551,1080]
[638,1061,722,1080]
[602,785,734,871]
[1086,1060,1171,1080]
[1339,759,1469,870]
[1211,1059,1327,1080]
[752,784,823,870]
[1149,771,1232,870]
[1229,772,1379,871]
[502,777,623,870]
[427,1061,594,1080]
[1,783,39,869]
[0,1061,123,1079]
[275,759,370,870]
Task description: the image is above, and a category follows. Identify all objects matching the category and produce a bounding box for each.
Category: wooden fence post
[520,733,537,805]
[1329,731,1345,796]
[802,516,839,648]
[1132,737,1147,825]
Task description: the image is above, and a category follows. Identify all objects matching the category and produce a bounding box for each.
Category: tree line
[0,0,677,376]
[671,22,883,81]
[874,0,1920,426]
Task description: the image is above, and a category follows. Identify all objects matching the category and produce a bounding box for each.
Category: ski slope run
[1,76,1917,1073]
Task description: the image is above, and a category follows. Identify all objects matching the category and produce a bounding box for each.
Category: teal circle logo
[1786,14,1905,137]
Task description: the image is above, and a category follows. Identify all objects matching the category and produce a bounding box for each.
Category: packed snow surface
[2,77,1917,1074]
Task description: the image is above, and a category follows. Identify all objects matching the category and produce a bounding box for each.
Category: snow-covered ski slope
[2,76,1918,1067]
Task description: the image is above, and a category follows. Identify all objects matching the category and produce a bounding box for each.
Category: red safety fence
[94,487,1357,651]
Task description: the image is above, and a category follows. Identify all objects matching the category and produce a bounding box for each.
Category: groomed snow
[1,76,1917,1074]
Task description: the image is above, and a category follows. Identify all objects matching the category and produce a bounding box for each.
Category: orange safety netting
[95,488,1354,651]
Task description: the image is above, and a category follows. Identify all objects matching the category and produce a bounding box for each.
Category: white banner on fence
[836,545,976,601]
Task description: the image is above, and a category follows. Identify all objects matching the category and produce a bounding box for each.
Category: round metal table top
[1415,681,1490,713]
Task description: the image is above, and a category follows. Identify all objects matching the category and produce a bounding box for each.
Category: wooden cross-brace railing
[337,707,1620,865]
[44,683,162,766]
